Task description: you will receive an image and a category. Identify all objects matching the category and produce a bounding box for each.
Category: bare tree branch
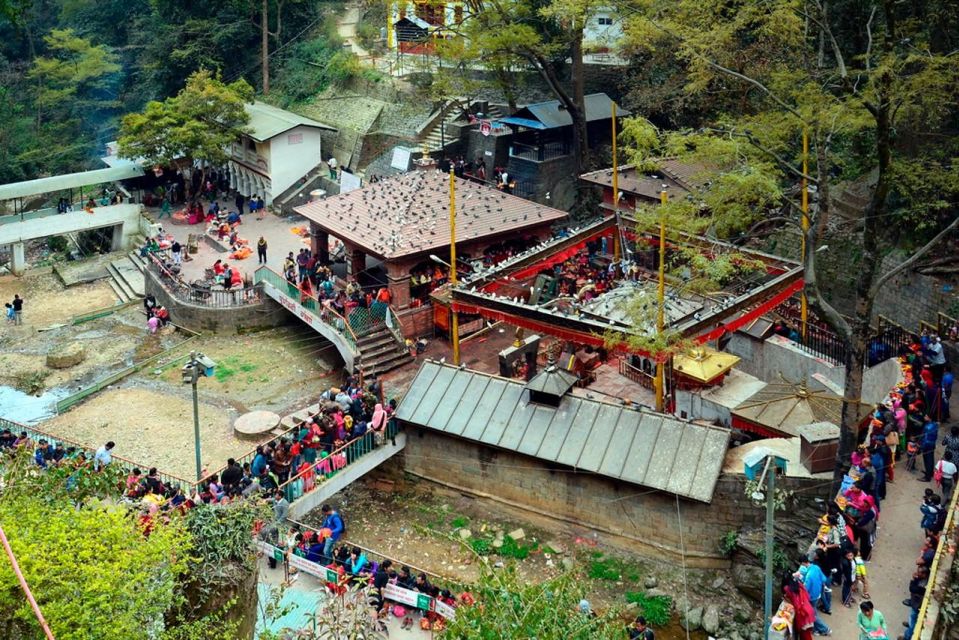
[868,214,959,299]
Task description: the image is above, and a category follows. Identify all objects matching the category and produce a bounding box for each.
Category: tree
[118,69,253,195]
[442,563,625,639]
[438,0,618,173]
[622,0,959,491]
[27,28,120,128]
[0,449,189,640]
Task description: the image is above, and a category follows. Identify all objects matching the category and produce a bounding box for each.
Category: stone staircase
[356,327,413,377]
[422,104,466,152]
[107,248,146,302]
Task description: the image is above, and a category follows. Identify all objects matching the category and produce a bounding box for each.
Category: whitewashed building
[228,101,337,205]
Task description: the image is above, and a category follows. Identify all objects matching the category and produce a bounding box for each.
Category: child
[4,303,13,323]
[906,437,920,472]
[853,548,870,600]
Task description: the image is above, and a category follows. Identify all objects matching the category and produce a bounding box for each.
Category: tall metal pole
[800,128,809,341]
[190,352,202,481]
[261,0,270,94]
[611,102,621,261]
[763,458,776,640]
[655,188,667,412]
[449,169,460,366]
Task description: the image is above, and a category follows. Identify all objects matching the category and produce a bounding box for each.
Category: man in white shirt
[94,441,115,471]
[328,156,338,179]
[938,451,958,500]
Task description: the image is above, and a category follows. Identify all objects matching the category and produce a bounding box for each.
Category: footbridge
[0,166,147,274]
[254,266,412,376]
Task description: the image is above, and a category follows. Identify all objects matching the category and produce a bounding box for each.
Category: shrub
[625,591,673,627]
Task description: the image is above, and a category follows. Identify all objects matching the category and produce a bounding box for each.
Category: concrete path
[257,554,434,638]
[336,4,370,59]
[826,457,936,640]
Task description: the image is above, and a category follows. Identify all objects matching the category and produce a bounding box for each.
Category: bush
[48,235,68,253]
[625,591,673,627]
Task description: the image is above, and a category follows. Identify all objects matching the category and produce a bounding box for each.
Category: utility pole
[449,168,460,366]
[261,0,270,94]
[655,186,667,412]
[763,459,775,639]
[182,351,217,481]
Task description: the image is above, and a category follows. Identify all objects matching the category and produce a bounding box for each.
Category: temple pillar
[10,242,25,276]
[311,224,330,264]
[386,259,412,310]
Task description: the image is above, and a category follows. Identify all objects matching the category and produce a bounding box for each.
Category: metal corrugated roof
[396,361,731,502]
[732,380,873,437]
[0,165,145,201]
[506,93,630,130]
[245,101,336,142]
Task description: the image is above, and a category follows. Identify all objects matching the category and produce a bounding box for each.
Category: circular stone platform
[233,410,280,440]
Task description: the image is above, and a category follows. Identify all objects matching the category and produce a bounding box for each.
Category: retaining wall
[144,268,290,334]
[401,427,826,568]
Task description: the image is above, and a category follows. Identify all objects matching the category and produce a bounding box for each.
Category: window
[597,16,613,25]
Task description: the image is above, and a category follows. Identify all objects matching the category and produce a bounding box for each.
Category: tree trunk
[570,27,588,169]
[261,0,270,94]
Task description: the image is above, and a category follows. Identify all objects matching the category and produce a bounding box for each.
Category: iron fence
[509,140,571,162]
[148,253,261,308]
[0,416,194,491]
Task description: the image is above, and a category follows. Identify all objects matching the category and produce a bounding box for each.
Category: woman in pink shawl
[370,403,388,443]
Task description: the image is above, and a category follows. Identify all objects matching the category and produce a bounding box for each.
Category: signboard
[256,539,455,620]
[339,170,362,194]
[480,120,492,137]
[390,147,413,171]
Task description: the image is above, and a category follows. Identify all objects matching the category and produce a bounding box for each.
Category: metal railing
[148,253,262,308]
[509,140,571,162]
[0,417,194,490]
[193,422,300,492]
[254,266,360,354]
[619,357,655,389]
[277,419,401,503]
[286,518,462,589]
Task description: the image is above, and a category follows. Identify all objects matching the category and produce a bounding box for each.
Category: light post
[182,351,216,481]
[744,450,787,640]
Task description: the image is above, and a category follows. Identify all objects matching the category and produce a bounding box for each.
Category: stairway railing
[253,266,360,354]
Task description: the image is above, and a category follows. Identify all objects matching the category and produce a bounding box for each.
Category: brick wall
[401,427,821,567]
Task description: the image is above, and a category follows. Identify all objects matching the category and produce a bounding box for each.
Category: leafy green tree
[441,563,625,639]
[28,28,120,128]
[0,448,190,640]
[118,69,253,191]
[622,0,959,490]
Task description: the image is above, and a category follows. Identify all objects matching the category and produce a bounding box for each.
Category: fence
[0,416,194,491]
[285,518,462,590]
[193,422,299,492]
[148,253,261,308]
[509,140,571,162]
[254,266,360,354]
[619,357,655,389]
[277,419,402,504]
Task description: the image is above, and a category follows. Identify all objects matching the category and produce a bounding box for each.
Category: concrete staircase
[422,104,466,153]
[107,250,146,302]
[356,327,413,377]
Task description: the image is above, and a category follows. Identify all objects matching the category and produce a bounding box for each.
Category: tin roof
[294,170,568,260]
[395,361,731,502]
[245,101,336,142]
[500,93,629,130]
[0,165,145,201]
[732,380,873,437]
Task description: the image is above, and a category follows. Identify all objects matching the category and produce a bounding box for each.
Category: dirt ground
[40,386,268,480]
[302,476,747,639]
[0,269,117,327]
[143,324,343,414]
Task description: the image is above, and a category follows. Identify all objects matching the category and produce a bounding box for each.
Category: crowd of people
[776,336,956,640]
[281,247,391,322]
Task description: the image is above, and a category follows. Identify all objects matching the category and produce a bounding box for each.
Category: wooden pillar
[386,259,412,310]
[311,223,330,264]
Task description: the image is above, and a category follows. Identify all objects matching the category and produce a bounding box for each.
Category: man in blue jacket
[321,504,345,562]
[801,558,832,635]
[921,418,939,482]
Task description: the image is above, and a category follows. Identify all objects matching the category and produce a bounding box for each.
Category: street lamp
[182,351,216,481]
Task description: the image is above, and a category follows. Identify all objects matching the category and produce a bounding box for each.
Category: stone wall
[401,427,825,567]
[144,268,292,334]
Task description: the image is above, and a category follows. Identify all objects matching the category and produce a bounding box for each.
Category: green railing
[0,416,194,490]
[253,266,359,355]
[277,419,401,503]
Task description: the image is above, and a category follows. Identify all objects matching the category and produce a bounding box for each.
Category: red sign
[480,120,492,137]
